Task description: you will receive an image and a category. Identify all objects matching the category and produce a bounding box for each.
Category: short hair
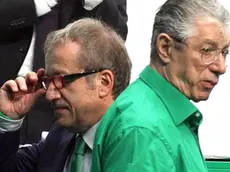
[44,18,132,99]
[150,0,230,62]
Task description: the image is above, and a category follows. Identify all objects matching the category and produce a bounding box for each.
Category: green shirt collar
[139,65,201,126]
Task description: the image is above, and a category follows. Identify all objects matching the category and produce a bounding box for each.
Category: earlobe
[98,70,114,98]
[156,33,173,64]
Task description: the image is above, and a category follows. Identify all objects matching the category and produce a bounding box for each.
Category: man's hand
[0,69,46,120]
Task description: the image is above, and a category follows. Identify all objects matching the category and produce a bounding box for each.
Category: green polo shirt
[91,65,208,172]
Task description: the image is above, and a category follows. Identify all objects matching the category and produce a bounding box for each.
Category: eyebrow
[223,41,230,49]
[223,45,230,50]
[202,39,217,46]
[201,39,230,49]
[46,68,68,76]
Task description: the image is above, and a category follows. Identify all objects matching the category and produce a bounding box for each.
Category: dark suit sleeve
[0,0,37,31]
[0,130,44,172]
[85,0,128,40]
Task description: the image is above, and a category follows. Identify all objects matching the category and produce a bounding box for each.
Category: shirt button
[19,47,25,53]
[195,112,200,118]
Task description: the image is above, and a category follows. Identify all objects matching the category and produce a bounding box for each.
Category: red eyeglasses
[41,69,104,90]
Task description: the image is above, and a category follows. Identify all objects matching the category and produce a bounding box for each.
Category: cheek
[59,90,81,120]
[64,90,90,114]
[168,56,189,81]
[190,67,213,98]
[189,66,208,86]
[183,55,206,84]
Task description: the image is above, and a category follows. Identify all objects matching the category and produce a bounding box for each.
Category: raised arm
[0,69,46,171]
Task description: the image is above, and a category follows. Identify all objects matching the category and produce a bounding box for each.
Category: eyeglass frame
[41,69,105,90]
[171,36,229,65]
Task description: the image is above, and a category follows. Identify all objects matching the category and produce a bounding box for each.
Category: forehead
[45,41,81,75]
[191,17,230,46]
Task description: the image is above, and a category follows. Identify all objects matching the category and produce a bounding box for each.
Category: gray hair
[150,0,230,62]
[44,18,132,99]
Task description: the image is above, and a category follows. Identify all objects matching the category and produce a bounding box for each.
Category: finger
[15,77,28,92]
[36,69,46,89]
[25,72,39,86]
[37,68,45,78]
[1,80,19,92]
[33,87,46,99]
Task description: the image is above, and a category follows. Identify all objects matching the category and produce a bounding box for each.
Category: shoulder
[97,79,172,141]
[106,79,169,127]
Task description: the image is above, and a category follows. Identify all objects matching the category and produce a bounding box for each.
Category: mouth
[54,108,70,120]
[53,104,69,113]
[201,80,218,89]
[54,107,69,112]
[52,101,70,115]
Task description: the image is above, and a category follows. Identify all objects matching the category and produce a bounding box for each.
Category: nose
[46,82,61,102]
[209,54,227,75]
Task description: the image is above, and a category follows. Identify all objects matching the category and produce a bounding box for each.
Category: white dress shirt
[17,0,58,76]
[64,123,99,172]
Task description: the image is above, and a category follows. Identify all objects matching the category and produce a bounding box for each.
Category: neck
[150,63,167,78]
[84,97,114,133]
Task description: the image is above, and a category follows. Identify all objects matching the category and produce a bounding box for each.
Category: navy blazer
[0,124,76,172]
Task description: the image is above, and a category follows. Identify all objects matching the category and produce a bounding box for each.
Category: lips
[52,103,69,111]
[207,80,218,86]
[54,107,67,110]
[54,108,68,112]
[54,105,67,108]
[54,106,69,111]
[54,107,69,116]
[201,80,218,89]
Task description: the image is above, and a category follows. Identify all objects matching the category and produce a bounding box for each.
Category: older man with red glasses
[0,18,131,172]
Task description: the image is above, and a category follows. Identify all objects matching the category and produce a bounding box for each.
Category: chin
[57,117,74,128]
[192,92,211,102]
[54,111,74,127]
[57,119,88,133]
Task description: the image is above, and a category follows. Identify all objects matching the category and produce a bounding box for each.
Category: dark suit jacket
[0,0,128,144]
[0,124,76,172]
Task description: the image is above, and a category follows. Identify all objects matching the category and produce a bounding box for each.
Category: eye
[200,47,215,55]
[222,49,229,57]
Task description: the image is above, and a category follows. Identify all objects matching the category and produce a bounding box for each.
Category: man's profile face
[45,41,100,131]
[166,17,230,102]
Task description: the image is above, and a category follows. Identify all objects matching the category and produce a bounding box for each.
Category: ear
[156,33,173,64]
[97,70,114,98]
